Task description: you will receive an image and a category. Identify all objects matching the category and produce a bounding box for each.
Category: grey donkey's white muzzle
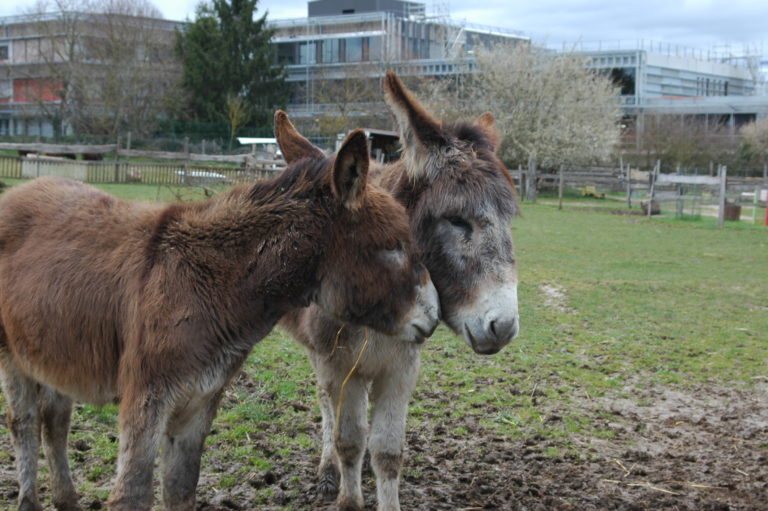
[459,283,519,355]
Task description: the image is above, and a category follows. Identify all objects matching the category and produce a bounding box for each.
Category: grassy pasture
[0,182,766,509]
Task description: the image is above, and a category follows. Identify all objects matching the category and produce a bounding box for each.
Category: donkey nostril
[488,316,518,343]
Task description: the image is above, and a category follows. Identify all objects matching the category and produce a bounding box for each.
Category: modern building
[2,2,766,140]
[271,1,768,132]
[581,41,768,131]
[269,0,528,116]
[0,11,181,137]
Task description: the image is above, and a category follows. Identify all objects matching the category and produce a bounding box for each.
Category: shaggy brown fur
[0,112,427,511]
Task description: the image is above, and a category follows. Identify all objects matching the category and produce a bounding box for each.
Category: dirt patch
[1,382,766,510]
[539,283,571,313]
[610,209,646,216]
[192,382,767,510]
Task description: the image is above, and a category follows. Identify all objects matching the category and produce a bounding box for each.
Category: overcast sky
[1,0,766,54]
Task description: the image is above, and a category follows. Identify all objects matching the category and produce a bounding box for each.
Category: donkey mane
[246,155,330,204]
[443,120,520,215]
[444,120,496,152]
[144,156,334,286]
[378,119,519,221]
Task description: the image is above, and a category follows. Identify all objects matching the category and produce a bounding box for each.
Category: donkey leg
[1,357,43,511]
[315,383,340,499]
[307,351,340,499]
[108,391,167,511]
[368,351,420,511]
[40,387,81,511]
[330,375,368,511]
[160,392,223,511]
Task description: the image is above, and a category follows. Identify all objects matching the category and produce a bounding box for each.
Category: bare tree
[308,63,390,139]
[481,44,620,168]
[225,93,251,149]
[417,44,622,170]
[20,0,94,137]
[637,113,738,172]
[24,0,180,138]
[80,0,180,136]
[740,117,768,169]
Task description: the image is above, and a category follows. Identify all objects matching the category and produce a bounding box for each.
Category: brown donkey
[0,110,439,511]
[281,72,519,511]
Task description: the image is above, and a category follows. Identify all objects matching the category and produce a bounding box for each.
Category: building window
[346,37,363,62]
[368,36,382,61]
[299,42,316,65]
[321,40,340,63]
[609,67,635,95]
[0,45,8,60]
[277,43,296,65]
[13,78,61,103]
[0,80,11,102]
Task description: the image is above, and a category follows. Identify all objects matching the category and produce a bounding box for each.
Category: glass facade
[276,35,383,65]
[299,42,317,64]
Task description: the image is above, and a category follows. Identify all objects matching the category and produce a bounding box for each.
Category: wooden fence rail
[0,155,282,186]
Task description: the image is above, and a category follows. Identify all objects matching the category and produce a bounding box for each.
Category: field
[0,184,767,510]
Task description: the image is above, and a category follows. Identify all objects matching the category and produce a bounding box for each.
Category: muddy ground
[194,381,767,510]
[1,381,766,510]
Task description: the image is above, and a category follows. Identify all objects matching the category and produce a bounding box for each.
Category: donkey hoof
[53,499,83,511]
[317,465,340,500]
[18,496,43,511]
[336,495,364,511]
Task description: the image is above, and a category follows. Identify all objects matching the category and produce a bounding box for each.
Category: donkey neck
[146,180,337,331]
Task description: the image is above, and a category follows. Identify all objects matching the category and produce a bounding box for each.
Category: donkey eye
[380,244,405,265]
[446,216,472,233]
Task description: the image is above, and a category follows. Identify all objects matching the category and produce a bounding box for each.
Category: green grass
[413,200,767,445]
[0,182,766,504]
[0,177,226,202]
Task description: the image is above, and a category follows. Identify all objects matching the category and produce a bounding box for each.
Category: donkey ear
[274,110,324,164]
[476,112,501,152]
[332,130,369,210]
[384,71,449,173]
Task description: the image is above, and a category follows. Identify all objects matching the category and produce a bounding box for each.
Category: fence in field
[1,140,766,226]
[0,155,285,186]
[509,162,768,226]
[0,140,286,186]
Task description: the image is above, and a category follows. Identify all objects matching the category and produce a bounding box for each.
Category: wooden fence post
[625,162,632,209]
[527,156,537,204]
[717,164,727,228]
[114,135,121,183]
[183,136,190,186]
[558,165,564,210]
[753,187,759,225]
[647,160,659,218]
